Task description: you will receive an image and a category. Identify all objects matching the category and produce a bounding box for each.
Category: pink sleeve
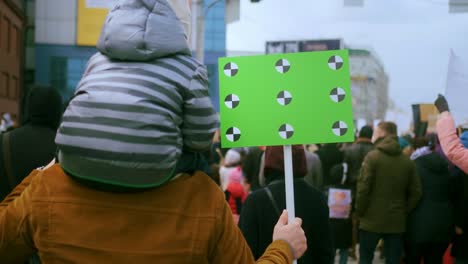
[436,112,468,174]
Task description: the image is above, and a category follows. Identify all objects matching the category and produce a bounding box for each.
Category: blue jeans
[359,229,403,264]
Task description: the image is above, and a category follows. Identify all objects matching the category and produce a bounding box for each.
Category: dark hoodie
[407,151,456,244]
[0,86,62,200]
[356,136,422,233]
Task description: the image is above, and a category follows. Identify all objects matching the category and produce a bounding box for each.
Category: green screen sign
[219,50,354,148]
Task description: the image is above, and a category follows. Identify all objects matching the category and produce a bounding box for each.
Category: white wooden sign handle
[283,145,297,264]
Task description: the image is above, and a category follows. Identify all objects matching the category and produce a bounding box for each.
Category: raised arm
[434,95,468,174]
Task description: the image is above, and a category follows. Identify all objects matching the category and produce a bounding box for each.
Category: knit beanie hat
[225,149,241,167]
[229,166,243,183]
[264,145,308,177]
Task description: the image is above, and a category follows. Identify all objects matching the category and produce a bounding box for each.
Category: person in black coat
[317,143,344,188]
[242,147,264,193]
[343,125,374,259]
[327,163,353,264]
[405,137,457,264]
[451,167,468,264]
[343,126,374,188]
[239,145,334,264]
[0,85,63,200]
[451,132,468,264]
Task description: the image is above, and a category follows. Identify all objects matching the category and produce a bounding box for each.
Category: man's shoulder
[364,148,381,161]
[365,148,414,169]
[179,171,226,201]
[247,186,269,201]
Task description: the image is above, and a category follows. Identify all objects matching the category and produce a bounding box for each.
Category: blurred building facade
[349,49,388,123]
[0,0,24,118]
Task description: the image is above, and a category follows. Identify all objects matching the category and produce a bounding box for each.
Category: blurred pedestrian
[343,125,374,258]
[344,126,374,189]
[219,149,242,190]
[239,145,334,264]
[405,137,457,264]
[356,121,422,264]
[317,143,344,187]
[0,85,62,200]
[327,162,353,264]
[304,145,323,190]
[435,95,468,174]
[0,0,308,263]
[225,166,247,218]
[242,147,264,193]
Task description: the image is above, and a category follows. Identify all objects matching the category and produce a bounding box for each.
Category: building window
[11,76,18,99]
[66,58,88,97]
[1,73,9,98]
[25,27,34,46]
[204,1,226,53]
[0,13,2,50]
[12,25,18,57]
[3,16,11,53]
[206,64,217,96]
[50,56,89,101]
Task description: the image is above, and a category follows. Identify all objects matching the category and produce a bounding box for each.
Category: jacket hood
[97,0,191,61]
[26,86,63,129]
[416,152,449,173]
[460,131,468,148]
[376,136,402,156]
[410,146,431,161]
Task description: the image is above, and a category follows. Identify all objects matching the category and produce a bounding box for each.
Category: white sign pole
[283,145,297,264]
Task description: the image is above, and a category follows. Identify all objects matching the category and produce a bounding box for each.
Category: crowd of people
[207,113,467,264]
[0,0,467,264]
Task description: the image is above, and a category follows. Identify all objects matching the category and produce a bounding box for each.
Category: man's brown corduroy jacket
[0,164,293,263]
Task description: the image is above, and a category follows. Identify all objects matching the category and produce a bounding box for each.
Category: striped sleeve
[181,65,218,151]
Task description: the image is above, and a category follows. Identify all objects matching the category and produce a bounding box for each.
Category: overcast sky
[227,0,468,132]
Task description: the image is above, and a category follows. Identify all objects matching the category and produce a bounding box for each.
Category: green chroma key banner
[219,50,355,148]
